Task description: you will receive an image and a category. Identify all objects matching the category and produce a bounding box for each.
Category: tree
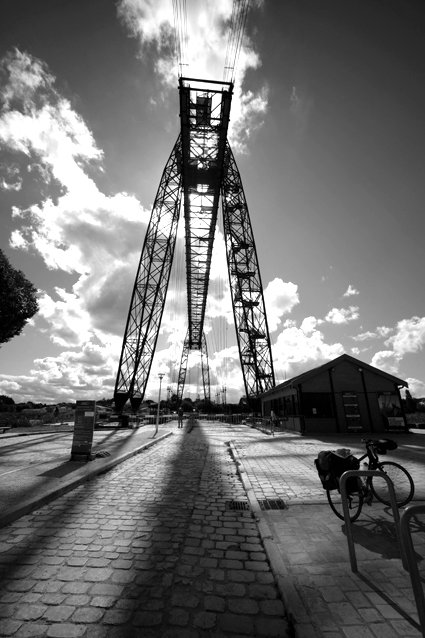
[0,395,15,412]
[0,249,39,345]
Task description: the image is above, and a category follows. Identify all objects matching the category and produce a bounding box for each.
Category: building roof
[263,353,408,397]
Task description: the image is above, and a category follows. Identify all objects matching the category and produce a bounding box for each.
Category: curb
[0,431,173,529]
[228,440,316,638]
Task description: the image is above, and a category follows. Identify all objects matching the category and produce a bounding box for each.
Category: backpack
[315,450,360,493]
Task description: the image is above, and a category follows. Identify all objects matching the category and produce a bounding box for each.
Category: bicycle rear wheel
[326,489,363,522]
[371,461,415,507]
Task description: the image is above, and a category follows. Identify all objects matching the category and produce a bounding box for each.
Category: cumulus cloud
[361,316,425,386]
[371,350,402,376]
[385,316,425,356]
[406,377,425,398]
[0,49,155,401]
[0,162,22,191]
[343,284,359,297]
[325,306,359,325]
[272,318,344,381]
[352,325,393,342]
[264,278,299,332]
[117,0,268,153]
[352,330,376,342]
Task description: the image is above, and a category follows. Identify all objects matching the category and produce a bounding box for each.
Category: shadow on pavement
[343,517,403,560]
[0,420,288,636]
[358,572,422,632]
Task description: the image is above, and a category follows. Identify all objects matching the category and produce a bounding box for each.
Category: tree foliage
[0,249,39,345]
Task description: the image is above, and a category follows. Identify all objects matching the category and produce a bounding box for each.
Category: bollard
[340,469,405,573]
[400,505,425,637]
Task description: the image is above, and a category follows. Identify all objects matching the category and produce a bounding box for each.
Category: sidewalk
[0,420,290,637]
[230,429,425,637]
[0,422,424,637]
[0,424,172,528]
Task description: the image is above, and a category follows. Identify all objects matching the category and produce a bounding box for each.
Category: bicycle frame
[357,441,381,470]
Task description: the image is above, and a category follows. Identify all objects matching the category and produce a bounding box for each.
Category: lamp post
[155,373,164,436]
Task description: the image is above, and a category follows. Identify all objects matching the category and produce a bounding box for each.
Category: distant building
[261,354,408,434]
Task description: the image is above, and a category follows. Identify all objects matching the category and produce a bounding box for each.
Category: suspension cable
[172,0,188,76]
[223,0,250,83]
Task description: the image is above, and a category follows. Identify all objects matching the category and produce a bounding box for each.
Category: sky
[1,0,425,405]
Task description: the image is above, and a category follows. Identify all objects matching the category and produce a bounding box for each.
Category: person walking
[270,409,277,436]
[177,406,184,429]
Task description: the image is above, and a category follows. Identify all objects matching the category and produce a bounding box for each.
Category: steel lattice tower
[114,78,274,412]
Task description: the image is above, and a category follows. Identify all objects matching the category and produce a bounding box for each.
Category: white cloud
[272,319,344,381]
[376,325,392,338]
[300,316,323,334]
[406,377,425,398]
[325,306,359,325]
[352,330,376,342]
[0,49,54,110]
[385,316,425,356]
[117,0,268,153]
[365,317,425,385]
[264,278,299,332]
[343,284,359,297]
[0,49,156,402]
[371,350,402,376]
[0,162,22,191]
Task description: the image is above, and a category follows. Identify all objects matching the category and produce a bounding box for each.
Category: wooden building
[261,354,408,434]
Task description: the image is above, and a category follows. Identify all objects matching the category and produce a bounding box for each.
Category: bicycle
[316,438,415,522]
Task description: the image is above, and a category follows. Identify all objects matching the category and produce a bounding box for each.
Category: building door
[342,392,363,432]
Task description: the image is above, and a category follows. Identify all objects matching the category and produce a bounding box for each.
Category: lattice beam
[221,142,275,398]
[179,78,232,349]
[114,136,183,411]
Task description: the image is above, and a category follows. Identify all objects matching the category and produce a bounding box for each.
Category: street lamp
[155,373,165,436]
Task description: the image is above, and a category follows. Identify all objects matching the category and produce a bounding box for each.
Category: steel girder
[114,136,183,412]
[176,329,190,403]
[179,78,232,350]
[176,329,210,403]
[221,141,275,398]
[200,332,211,402]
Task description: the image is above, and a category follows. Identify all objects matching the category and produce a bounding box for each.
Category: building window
[302,393,334,417]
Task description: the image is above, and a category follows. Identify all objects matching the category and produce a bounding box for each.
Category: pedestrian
[178,406,184,429]
[270,409,277,436]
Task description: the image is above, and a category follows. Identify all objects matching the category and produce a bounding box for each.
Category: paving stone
[193,610,217,629]
[101,609,132,625]
[71,607,104,623]
[13,622,49,637]
[46,624,86,637]
[14,603,48,621]
[0,619,23,636]
[43,605,75,622]
[255,616,290,637]
[204,595,226,612]
[219,612,254,634]
[228,597,260,615]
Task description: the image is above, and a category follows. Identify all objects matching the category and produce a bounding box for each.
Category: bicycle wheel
[326,489,363,522]
[371,461,415,507]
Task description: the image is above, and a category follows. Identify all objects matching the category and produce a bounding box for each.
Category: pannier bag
[315,449,360,493]
[374,438,397,455]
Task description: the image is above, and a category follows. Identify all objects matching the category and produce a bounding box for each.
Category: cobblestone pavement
[0,422,290,637]
[232,430,425,504]
[231,430,425,637]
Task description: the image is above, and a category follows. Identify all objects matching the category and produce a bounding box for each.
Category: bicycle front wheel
[326,489,363,522]
[371,461,415,507]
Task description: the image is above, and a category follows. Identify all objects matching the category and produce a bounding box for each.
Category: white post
[155,373,164,436]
